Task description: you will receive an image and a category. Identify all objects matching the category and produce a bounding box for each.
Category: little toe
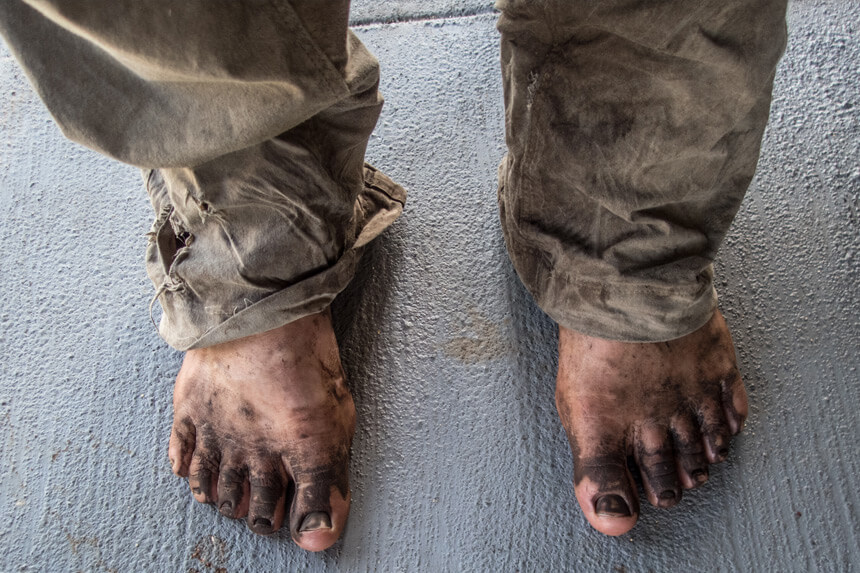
[721,369,749,435]
[188,443,220,504]
[671,414,709,489]
[699,400,733,464]
[216,454,249,519]
[247,460,287,535]
[288,463,351,552]
[168,417,195,477]
[572,445,639,536]
[634,425,682,508]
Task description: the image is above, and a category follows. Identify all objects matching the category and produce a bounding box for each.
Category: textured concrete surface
[349,0,493,24]
[1,1,858,571]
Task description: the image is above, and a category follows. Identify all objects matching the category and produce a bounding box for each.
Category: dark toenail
[659,490,676,501]
[299,512,332,532]
[719,448,729,458]
[219,502,233,515]
[253,517,272,530]
[192,487,202,495]
[692,469,708,483]
[595,495,631,517]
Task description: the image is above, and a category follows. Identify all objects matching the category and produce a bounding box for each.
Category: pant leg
[495,0,787,342]
[0,0,405,350]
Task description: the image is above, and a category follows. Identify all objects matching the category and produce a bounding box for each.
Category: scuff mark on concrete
[443,308,513,364]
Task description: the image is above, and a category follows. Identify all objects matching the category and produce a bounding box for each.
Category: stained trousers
[0,0,788,350]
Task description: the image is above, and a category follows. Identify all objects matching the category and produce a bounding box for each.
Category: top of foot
[555,310,747,536]
[168,310,355,552]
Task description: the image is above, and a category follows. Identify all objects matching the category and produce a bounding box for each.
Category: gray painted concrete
[349,0,493,24]
[1,1,858,571]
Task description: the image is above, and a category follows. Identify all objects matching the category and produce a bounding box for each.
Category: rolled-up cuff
[151,165,405,351]
[517,254,717,343]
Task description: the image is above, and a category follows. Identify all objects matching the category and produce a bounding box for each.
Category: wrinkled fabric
[496,0,788,341]
[0,0,353,168]
[0,0,405,350]
[1,0,788,347]
[145,161,404,350]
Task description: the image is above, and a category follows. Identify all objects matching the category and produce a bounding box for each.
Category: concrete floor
[1,1,857,571]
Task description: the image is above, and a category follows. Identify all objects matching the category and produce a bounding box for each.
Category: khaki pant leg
[0,0,405,350]
[495,0,788,341]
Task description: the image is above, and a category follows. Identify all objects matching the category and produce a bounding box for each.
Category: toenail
[659,490,676,501]
[595,495,631,518]
[718,447,729,459]
[299,512,332,532]
[692,469,708,483]
[219,502,233,516]
[253,517,272,530]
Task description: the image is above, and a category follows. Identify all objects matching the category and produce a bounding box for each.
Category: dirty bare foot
[168,310,354,552]
[555,310,747,536]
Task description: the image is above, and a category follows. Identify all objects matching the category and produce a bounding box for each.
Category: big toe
[572,448,639,536]
[288,463,351,552]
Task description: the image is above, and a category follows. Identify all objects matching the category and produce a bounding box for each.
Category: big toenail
[659,490,676,501]
[253,517,272,530]
[219,502,233,515]
[718,447,729,459]
[299,512,332,532]
[692,469,708,483]
[595,495,631,517]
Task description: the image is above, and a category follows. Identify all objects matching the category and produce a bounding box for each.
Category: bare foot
[555,310,747,536]
[168,310,355,551]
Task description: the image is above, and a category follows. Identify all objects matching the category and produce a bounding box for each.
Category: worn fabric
[0,0,405,350]
[495,0,788,341]
[1,0,788,347]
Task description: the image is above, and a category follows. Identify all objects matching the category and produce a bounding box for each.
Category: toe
[188,441,220,504]
[247,459,287,535]
[287,460,351,552]
[699,399,733,464]
[671,413,709,489]
[634,424,682,508]
[216,454,249,519]
[571,437,639,536]
[168,417,195,477]
[721,369,748,435]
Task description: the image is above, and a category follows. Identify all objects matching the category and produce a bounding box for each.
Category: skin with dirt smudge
[169,309,353,552]
[556,309,747,536]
